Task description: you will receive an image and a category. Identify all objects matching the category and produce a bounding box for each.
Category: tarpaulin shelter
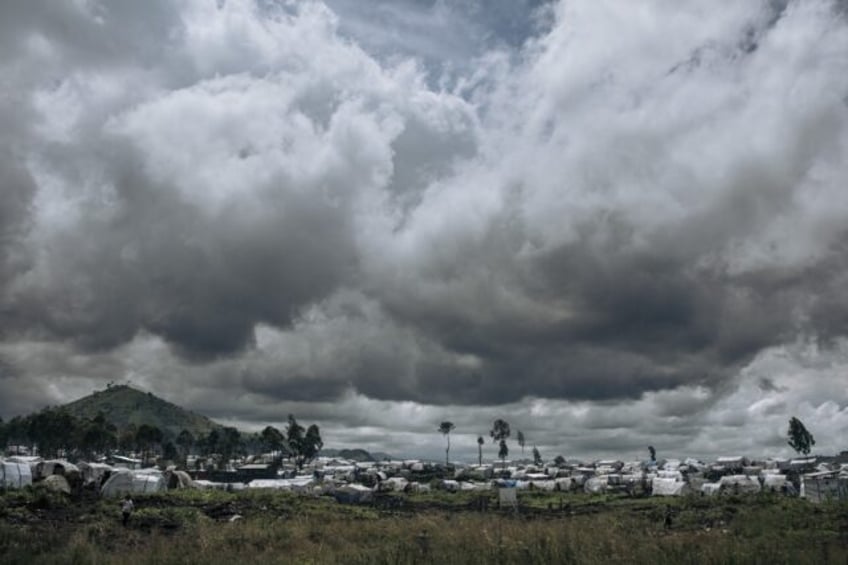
[333,483,373,504]
[0,459,33,489]
[651,477,689,496]
[802,471,848,503]
[718,474,761,494]
[100,469,167,497]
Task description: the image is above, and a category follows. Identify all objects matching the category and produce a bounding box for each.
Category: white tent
[247,477,317,492]
[193,480,245,491]
[651,477,689,496]
[78,462,114,488]
[662,460,682,472]
[584,476,607,494]
[715,456,746,467]
[718,475,761,494]
[802,471,848,503]
[765,458,790,471]
[100,469,167,497]
[382,477,409,492]
[247,479,298,490]
[333,483,373,504]
[407,482,430,493]
[620,461,645,474]
[657,470,684,481]
[761,473,790,492]
[440,479,460,492]
[5,455,42,468]
[683,458,707,472]
[35,460,80,480]
[621,474,644,487]
[527,479,557,492]
[701,483,721,496]
[0,459,33,489]
[109,455,143,469]
[789,458,817,472]
[555,477,575,491]
[165,470,195,490]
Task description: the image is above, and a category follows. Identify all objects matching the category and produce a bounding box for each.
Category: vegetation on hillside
[62,384,220,439]
[1,398,328,471]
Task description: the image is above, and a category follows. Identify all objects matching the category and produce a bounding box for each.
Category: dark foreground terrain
[1,487,846,564]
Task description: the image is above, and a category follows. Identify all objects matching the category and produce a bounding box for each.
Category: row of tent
[3,454,845,503]
[0,457,785,499]
[0,457,195,498]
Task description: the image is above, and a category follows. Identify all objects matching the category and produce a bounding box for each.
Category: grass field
[1,487,846,564]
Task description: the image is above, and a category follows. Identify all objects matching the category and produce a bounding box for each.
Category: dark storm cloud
[0,157,35,290]
[7,143,358,356]
[1,0,848,459]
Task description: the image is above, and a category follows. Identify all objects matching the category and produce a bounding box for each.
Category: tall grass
[1,488,846,564]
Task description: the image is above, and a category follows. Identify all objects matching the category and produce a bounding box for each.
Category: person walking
[121,494,134,526]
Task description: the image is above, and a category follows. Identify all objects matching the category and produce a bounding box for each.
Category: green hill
[63,384,220,439]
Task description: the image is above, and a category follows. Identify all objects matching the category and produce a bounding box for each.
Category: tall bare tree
[490,419,510,469]
[477,435,484,466]
[438,421,456,465]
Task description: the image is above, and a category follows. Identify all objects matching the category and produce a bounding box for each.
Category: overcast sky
[1,0,848,462]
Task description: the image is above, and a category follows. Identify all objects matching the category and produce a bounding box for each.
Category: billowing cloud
[1,0,848,459]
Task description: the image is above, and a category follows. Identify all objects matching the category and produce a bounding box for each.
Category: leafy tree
[648,445,656,463]
[135,424,164,464]
[217,427,243,467]
[302,424,323,465]
[517,430,526,456]
[498,438,509,463]
[532,446,542,467]
[490,419,510,442]
[438,421,456,465]
[477,436,484,466]
[80,412,117,457]
[553,455,566,467]
[260,425,285,454]
[28,408,78,458]
[5,416,29,450]
[286,415,322,470]
[243,431,264,456]
[176,429,195,461]
[286,415,305,451]
[490,419,510,469]
[201,428,220,456]
[118,424,138,453]
[162,441,178,462]
[787,417,816,455]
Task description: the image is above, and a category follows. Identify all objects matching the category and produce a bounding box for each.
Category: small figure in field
[664,506,673,530]
[121,494,134,526]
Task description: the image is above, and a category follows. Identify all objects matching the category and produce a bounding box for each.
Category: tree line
[0,408,322,469]
[438,416,820,467]
[439,418,543,467]
[1,407,818,467]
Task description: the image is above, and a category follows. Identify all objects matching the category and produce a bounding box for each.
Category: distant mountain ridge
[63,384,220,439]
[320,448,393,462]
